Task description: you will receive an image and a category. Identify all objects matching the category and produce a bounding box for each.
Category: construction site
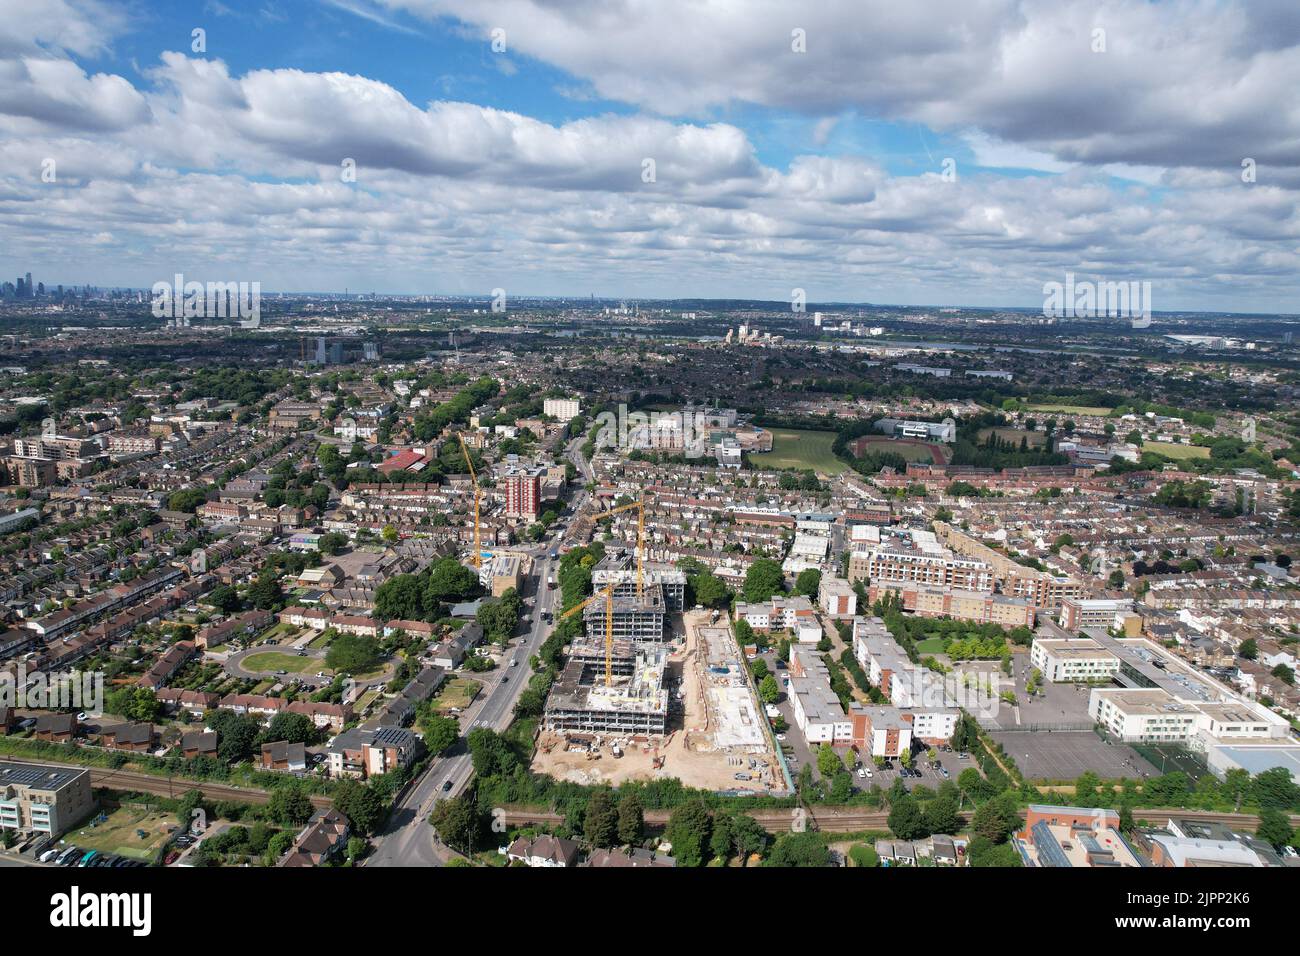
[531,610,785,794]
[542,646,669,737]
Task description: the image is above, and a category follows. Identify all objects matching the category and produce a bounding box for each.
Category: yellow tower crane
[456,432,481,568]
[592,498,646,598]
[558,582,618,687]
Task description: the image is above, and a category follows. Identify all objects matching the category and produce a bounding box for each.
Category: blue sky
[0,0,1296,310]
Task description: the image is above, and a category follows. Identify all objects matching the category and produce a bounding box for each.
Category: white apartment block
[1030,637,1122,683]
[907,708,960,744]
[818,575,857,618]
[1088,688,1287,745]
[734,596,816,632]
[788,646,852,744]
[543,397,581,422]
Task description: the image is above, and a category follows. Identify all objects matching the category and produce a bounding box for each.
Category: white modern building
[543,397,581,422]
[1030,637,1122,683]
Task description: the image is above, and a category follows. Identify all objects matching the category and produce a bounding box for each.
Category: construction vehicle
[456,431,481,567]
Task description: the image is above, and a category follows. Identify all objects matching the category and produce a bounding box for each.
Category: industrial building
[542,647,668,737]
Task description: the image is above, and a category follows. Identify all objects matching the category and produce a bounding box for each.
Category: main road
[366,438,600,867]
[366,545,563,866]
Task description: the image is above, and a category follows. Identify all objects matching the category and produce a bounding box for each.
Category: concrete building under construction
[542,648,669,737]
[567,638,639,678]
[593,550,687,611]
[583,585,667,644]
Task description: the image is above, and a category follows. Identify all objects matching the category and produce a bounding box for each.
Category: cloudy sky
[1,0,1297,311]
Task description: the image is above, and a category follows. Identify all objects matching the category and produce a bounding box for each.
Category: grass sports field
[1143,440,1210,460]
[754,428,847,474]
[67,808,176,860]
[851,434,946,463]
[241,651,315,673]
[1025,403,1113,416]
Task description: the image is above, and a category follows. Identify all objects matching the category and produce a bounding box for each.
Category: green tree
[167,488,208,513]
[971,793,1020,844]
[794,568,822,599]
[429,795,480,855]
[765,831,830,867]
[1255,808,1293,849]
[421,714,460,756]
[888,793,928,840]
[266,711,317,745]
[466,727,520,778]
[247,575,283,611]
[923,792,960,835]
[733,619,755,646]
[616,792,644,846]
[663,800,712,867]
[758,674,780,704]
[743,558,786,602]
[425,557,481,603]
[583,790,619,848]
[816,743,842,779]
[689,568,731,608]
[325,633,381,673]
[206,584,240,613]
[333,779,385,836]
[267,783,313,826]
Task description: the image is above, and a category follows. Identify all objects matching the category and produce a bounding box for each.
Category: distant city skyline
[1,1,1299,312]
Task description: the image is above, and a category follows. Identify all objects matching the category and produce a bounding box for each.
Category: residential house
[506,834,581,868]
[261,740,308,773]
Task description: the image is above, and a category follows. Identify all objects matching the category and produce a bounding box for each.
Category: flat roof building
[0,759,95,838]
[543,647,668,737]
[1030,636,1121,683]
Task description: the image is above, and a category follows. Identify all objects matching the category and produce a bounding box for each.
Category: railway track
[497,804,1298,834]
[84,766,333,809]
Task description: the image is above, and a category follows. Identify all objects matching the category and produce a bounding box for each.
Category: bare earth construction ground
[530,611,783,793]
